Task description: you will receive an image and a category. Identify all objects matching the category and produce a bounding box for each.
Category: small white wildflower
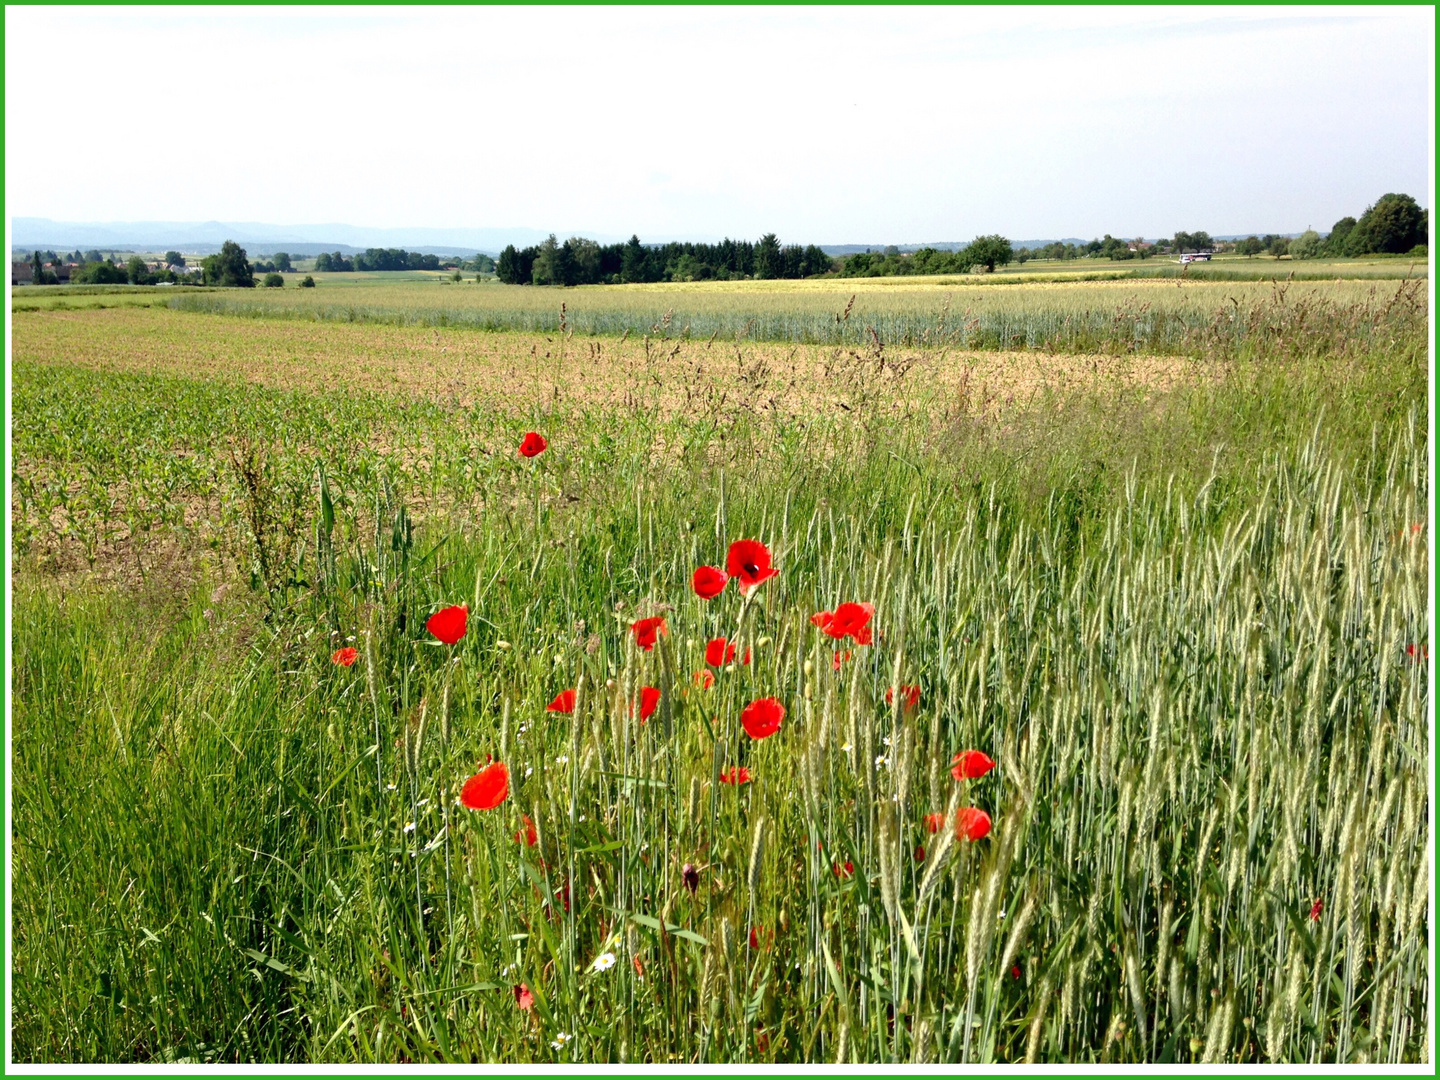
[874,755,889,768]
[403,822,416,833]
[553,654,564,666]
[556,755,569,765]
[592,951,617,972]
[423,906,434,915]
[346,635,356,642]
[578,814,587,822]
[386,783,398,792]
[417,797,430,807]
[525,766,534,777]
[882,735,892,747]
[841,743,854,753]
[550,1032,573,1049]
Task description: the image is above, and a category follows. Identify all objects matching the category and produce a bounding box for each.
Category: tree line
[495,233,833,285]
[1233,193,1428,260]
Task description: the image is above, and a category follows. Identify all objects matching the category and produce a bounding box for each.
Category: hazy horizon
[5,7,1433,244]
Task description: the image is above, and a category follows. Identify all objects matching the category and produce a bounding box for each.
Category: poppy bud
[682,862,700,894]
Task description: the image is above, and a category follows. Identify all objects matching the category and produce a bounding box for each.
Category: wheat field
[8,274,1430,1063]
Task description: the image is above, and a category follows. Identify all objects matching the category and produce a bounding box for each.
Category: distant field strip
[131,276,1423,351]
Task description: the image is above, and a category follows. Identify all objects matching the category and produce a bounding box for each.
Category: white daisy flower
[403,822,416,833]
[550,1032,573,1049]
[841,743,854,753]
[592,951,617,972]
[556,755,569,764]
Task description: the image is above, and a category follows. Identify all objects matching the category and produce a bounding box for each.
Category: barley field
[8,275,1431,1064]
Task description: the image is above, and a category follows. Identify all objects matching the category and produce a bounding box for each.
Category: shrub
[263,273,285,288]
[300,275,316,288]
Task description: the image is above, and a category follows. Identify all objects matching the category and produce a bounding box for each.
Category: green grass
[9,290,1430,1064]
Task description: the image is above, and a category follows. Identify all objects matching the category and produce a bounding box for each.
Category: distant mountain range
[9,218,580,257]
[9,218,1309,259]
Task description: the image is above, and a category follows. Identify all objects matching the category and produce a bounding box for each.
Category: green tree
[201,240,255,287]
[273,252,292,272]
[530,235,561,285]
[1324,217,1356,256]
[1288,229,1322,260]
[1234,236,1264,257]
[1268,236,1289,258]
[126,255,153,284]
[620,235,648,283]
[1345,193,1427,255]
[164,251,185,268]
[753,233,782,279]
[300,275,316,288]
[964,234,1014,272]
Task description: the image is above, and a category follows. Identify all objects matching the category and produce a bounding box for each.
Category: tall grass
[11,348,1430,1062]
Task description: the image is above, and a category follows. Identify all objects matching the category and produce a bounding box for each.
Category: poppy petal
[426,604,468,645]
[461,761,510,810]
[741,697,785,740]
[692,566,729,600]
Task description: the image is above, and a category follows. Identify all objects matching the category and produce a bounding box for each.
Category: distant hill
[8,218,579,258]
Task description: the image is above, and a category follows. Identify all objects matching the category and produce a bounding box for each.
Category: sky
[5,5,1434,245]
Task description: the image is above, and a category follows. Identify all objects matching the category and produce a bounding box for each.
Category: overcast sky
[5,5,1433,243]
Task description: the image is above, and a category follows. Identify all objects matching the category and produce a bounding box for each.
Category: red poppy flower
[514,813,538,846]
[913,844,926,862]
[547,689,576,714]
[461,761,509,810]
[1309,898,1323,921]
[887,684,921,709]
[426,604,468,645]
[631,686,661,722]
[833,861,854,879]
[1406,644,1429,662]
[832,649,852,671]
[513,983,535,1010]
[811,610,834,633]
[741,697,785,740]
[719,766,752,785]
[825,602,875,645]
[951,750,996,781]
[748,926,765,949]
[726,539,778,596]
[633,955,645,979]
[554,880,571,912]
[692,565,729,599]
[518,431,547,458]
[331,646,359,667]
[705,637,737,666]
[693,670,715,689]
[742,648,751,665]
[956,807,992,841]
[631,616,667,651]
[756,1031,770,1054]
[924,812,944,833]
[1011,964,1022,980]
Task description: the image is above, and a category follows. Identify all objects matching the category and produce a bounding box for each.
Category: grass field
[8,272,1431,1064]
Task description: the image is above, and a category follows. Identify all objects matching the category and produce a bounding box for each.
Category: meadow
[8,272,1431,1064]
